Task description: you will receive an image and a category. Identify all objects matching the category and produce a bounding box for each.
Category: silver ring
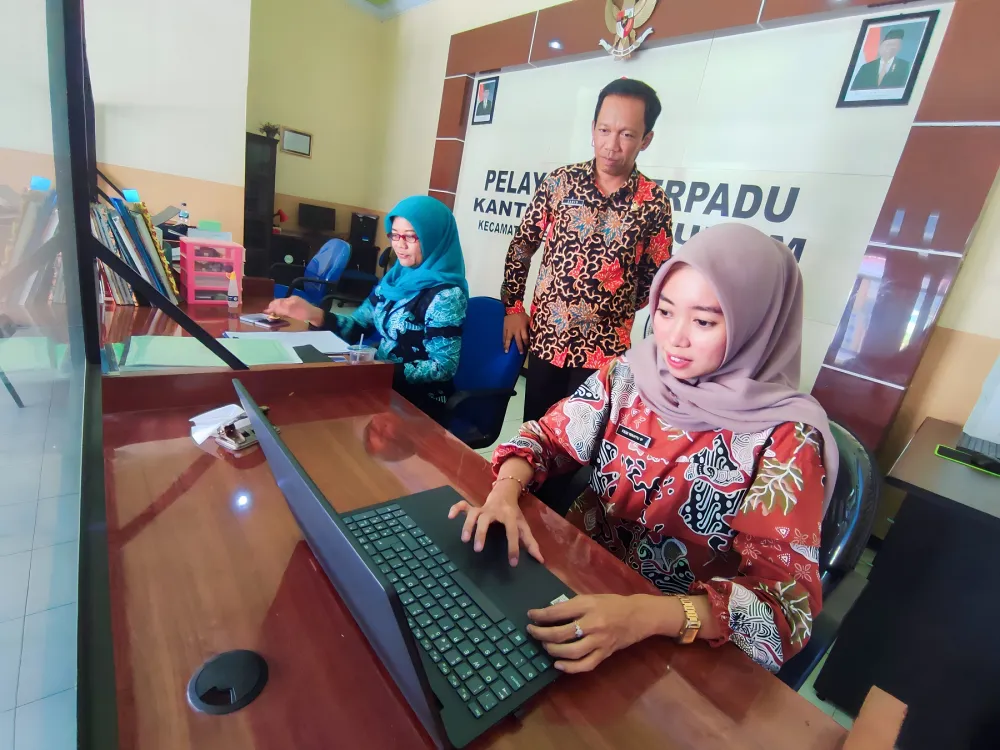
[574,622,584,639]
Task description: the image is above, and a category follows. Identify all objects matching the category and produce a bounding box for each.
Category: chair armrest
[444,388,517,412]
[776,569,868,691]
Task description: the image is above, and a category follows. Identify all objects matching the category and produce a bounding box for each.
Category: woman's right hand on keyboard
[448,482,544,568]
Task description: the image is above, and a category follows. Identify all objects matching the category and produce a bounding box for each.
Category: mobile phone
[239,313,290,329]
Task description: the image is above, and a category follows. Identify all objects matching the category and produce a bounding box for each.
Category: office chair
[326,247,393,308]
[776,420,880,691]
[440,297,526,449]
[269,238,350,306]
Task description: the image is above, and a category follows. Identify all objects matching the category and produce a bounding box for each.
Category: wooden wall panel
[445,13,536,77]
[870,127,1000,253]
[761,0,916,24]
[428,139,465,194]
[917,0,1000,123]
[811,367,906,450]
[531,0,608,64]
[428,190,456,211]
[436,76,474,140]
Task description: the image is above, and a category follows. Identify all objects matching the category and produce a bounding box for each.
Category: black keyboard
[344,505,553,719]
[957,433,1000,460]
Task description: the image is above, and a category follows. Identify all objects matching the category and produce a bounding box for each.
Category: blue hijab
[378,196,468,302]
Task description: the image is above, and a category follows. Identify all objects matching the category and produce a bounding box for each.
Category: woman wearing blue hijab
[266,196,469,418]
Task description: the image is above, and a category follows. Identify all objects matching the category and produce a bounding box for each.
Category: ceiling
[350,0,435,19]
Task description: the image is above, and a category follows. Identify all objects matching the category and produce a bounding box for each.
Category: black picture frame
[836,10,938,109]
[471,75,500,125]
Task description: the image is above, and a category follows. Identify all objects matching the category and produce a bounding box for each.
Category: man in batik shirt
[502,78,674,423]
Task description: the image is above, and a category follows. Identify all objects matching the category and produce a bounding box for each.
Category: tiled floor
[0,373,79,750]
[480,379,873,731]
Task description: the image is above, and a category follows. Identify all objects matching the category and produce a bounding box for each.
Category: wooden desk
[815,418,1000,749]
[99,365,880,750]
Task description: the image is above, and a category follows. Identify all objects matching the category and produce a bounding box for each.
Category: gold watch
[676,596,701,644]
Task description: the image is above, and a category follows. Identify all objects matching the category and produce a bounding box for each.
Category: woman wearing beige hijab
[450,223,837,674]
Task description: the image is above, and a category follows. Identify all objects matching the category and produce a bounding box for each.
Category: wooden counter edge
[842,686,907,750]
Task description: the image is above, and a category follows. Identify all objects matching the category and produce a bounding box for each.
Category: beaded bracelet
[492,476,527,496]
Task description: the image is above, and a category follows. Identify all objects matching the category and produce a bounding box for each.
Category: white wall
[84,0,251,187]
[0,0,53,156]
[453,4,953,392]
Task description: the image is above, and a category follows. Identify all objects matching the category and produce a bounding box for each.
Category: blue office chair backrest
[298,239,350,304]
[818,420,880,596]
[453,297,523,392]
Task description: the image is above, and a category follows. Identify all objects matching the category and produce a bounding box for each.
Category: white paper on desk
[222,330,351,354]
[190,404,244,445]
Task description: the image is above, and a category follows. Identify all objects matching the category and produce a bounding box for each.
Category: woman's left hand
[526,594,655,674]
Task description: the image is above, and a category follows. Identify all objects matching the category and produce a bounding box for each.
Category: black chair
[776,420,880,690]
[324,247,393,308]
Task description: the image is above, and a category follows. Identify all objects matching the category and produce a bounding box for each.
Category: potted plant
[259,122,280,140]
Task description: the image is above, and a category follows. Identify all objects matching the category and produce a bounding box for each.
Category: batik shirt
[493,358,826,672]
[322,284,467,401]
[501,160,673,369]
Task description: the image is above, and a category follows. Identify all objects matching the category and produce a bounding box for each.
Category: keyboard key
[430,568,446,580]
[457,618,475,632]
[447,607,463,621]
[468,652,487,670]
[406,603,424,617]
[389,559,406,571]
[407,617,415,628]
[444,562,458,573]
[374,522,387,532]
[438,619,455,633]
[434,554,449,565]
[509,631,527,647]
[393,582,407,595]
[382,547,398,559]
[427,545,441,555]
[496,638,514,655]
[488,653,508,671]
[519,642,539,659]
[507,650,526,668]
[367,534,380,543]
[391,541,406,553]
[448,630,465,644]
[457,640,476,657]
[438,663,451,676]
[474,617,492,632]
[357,519,370,528]
[434,636,450,652]
[373,554,385,565]
[411,586,428,599]
[448,673,461,689]
[457,686,472,702]
[387,573,400,584]
[468,629,486,645]
[410,526,424,537]
[346,523,358,532]
[402,577,419,589]
[479,666,499,684]
[415,569,430,580]
[450,571,505,623]
[380,530,394,538]
[424,624,443,640]
[423,559,439,571]
[378,564,392,575]
[377,506,396,515]
[414,549,428,561]
[398,550,414,561]
[386,504,401,512]
[532,656,551,673]
[478,641,496,658]
[420,597,436,610]
[501,667,525,691]
[406,560,423,572]
[485,626,503,642]
[440,596,456,610]
[400,592,416,606]
[439,576,455,588]
[416,613,433,628]
[447,586,463,599]
[467,700,484,719]
[401,517,417,529]
[444,649,463,667]
[428,587,446,600]
[491,682,512,702]
[466,605,483,619]
[420,537,433,547]
[478,690,499,712]
[450,658,472,681]
[518,662,538,682]
[456,595,473,609]
[374,538,393,551]
[413,628,424,640]
[361,544,374,555]
[398,532,420,551]
[466,675,486,695]
[420,638,433,651]
[429,651,441,663]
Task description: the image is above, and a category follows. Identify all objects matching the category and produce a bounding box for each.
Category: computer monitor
[965,354,1000,445]
[298,202,336,232]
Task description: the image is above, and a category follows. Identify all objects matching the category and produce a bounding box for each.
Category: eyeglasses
[389,232,419,245]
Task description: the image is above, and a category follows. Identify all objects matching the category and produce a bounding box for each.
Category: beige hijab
[626,223,839,512]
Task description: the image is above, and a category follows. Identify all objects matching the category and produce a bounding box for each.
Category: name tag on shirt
[561,199,585,207]
[616,424,652,448]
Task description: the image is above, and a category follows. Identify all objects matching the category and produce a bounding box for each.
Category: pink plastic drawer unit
[178,238,244,305]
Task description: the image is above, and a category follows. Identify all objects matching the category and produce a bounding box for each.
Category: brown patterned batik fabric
[501,160,673,369]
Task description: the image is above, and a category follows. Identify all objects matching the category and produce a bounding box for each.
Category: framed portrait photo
[837,10,938,108]
[471,76,499,126]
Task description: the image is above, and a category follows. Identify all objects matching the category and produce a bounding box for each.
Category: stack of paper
[117,335,300,369]
[222,329,351,354]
